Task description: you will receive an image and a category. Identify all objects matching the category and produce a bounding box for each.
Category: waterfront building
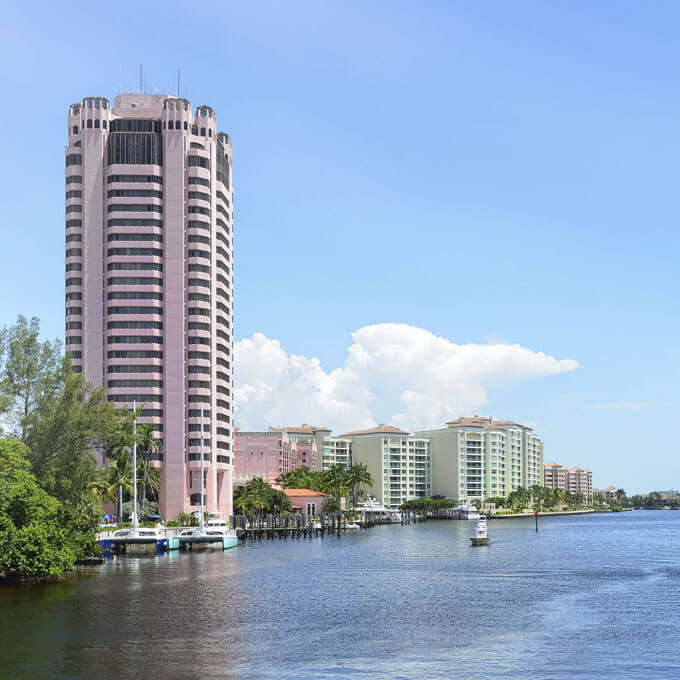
[566,467,593,501]
[339,426,432,508]
[603,486,617,502]
[544,462,567,489]
[544,462,593,502]
[415,416,543,501]
[65,93,234,520]
[321,436,353,471]
[233,430,296,486]
[269,425,330,471]
[282,489,329,515]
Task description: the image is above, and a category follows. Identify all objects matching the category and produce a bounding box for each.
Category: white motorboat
[457,500,480,520]
[356,498,402,524]
[470,515,491,546]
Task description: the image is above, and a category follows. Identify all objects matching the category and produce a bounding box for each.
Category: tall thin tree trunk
[118,484,123,523]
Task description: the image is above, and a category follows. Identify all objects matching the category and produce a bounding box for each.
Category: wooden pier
[230,510,425,541]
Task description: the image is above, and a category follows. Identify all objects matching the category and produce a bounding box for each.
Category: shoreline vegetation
[0,316,148,584]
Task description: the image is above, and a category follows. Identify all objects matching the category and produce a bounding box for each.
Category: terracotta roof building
[282,488,329,515]
[543,462,593,501]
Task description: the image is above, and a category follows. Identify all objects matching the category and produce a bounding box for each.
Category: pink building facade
[544,462,593,502]
[282,489,329,515]
[543,462,567,489]
[65,93,234,520]
[270,425,331,472]
[234,431,297,485]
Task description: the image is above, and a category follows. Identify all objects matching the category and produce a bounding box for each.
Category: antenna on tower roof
[177,68,181,98]
[139,64,143,94]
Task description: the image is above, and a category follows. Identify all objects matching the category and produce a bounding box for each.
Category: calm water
[1,511,679,679]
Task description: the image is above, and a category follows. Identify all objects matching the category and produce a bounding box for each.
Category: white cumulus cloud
[234,323,578,433]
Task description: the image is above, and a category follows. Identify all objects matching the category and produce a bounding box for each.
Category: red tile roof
[446,416,531,430]
[283,489,329,497]
[339,425,409,436]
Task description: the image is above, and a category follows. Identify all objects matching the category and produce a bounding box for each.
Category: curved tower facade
[65,93,234,519]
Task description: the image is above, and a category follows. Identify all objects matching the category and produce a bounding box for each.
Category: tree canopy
[276,463,373,509]
[234,478,293,515]
[0,315,133,579]
[0,439,76,581]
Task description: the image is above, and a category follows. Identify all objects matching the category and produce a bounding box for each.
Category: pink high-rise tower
[65,93,234,520]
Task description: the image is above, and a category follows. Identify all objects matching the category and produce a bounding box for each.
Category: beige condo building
[340,426,432,508]
[321,436,353,471]
[414,416,543,501]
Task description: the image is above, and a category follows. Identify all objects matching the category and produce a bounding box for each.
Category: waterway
[1,511,679,679]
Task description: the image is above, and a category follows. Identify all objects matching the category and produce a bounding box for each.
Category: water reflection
[1,512,679,679]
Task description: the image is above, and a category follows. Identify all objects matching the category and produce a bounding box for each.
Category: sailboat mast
[132,400,138,530]
[200,405,205,531]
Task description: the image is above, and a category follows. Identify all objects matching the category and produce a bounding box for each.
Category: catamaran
[178,406,237,550]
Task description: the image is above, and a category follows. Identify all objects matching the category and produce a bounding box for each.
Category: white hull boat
[470,515,491,546]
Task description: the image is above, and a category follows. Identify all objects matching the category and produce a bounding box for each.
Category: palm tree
[136,424,163,508]
[276,466,326,492]
[233,484,259,515]
[320,464,350,509]
[88,474,115,504]
[345,463,373,507]
[319,464,351,532]
[234,477,271,520]
[513,486,531,509]
[552,487,566,508]
[106,452,132,521]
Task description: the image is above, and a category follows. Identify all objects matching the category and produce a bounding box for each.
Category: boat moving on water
[470,516,491,546]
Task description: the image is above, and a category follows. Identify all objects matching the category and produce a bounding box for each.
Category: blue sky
[1,1,678,493]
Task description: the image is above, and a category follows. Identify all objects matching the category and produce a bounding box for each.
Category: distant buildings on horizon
[235,415,546,508]
[544,462,593,502]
